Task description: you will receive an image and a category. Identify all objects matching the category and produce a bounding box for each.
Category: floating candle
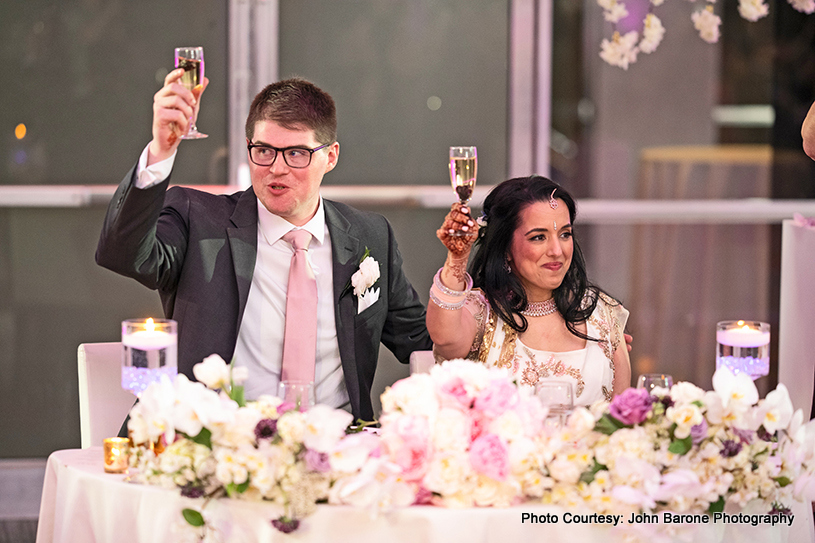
[716,320,770,348]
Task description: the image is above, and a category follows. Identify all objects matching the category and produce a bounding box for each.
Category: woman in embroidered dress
[427,176,631,404]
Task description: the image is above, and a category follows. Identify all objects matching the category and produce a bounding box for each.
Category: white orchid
[303,404,354,453]
[193,354,231,390]
[600,31,640,70]
[756,383,794,434]
[639,13,666,54]
[790,0,815,13]
[692,6,722,43]
[738,0,770,21]
[172,374,231,438]
[712,366,758,411]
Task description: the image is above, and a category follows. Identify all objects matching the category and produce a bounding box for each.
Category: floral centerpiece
[531,366,815,518]
[125,355,815,538]
[126,355,391,536]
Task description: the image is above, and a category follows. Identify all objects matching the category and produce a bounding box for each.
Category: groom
[96,72,431,421]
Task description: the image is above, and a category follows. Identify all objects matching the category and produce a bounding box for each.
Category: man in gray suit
[96,71,431,421]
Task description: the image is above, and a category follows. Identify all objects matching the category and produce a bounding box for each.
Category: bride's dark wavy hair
[469,175,615,339]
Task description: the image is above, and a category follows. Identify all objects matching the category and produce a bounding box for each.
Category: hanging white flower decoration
[598,0,815,69]
[639,13,666,54]
[738,0,770,21]
[691,6,722,44]
[790,0,815,14]
[600,31,640,70]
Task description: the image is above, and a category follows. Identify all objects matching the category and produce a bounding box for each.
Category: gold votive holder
[103,437,130,473]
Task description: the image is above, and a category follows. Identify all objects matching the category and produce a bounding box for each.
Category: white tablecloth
[36,448,813,543]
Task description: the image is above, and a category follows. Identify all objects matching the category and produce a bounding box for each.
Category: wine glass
[636,373,674,393]
[535,380,574,428]
[277,380,316,412]
[174,46,208,139]
[448,146,477,236]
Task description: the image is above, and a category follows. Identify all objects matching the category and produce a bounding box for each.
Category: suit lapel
[325,200,364,415]
[227,189,259,334]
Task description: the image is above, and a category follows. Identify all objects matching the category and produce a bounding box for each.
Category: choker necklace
[521,298,557,317]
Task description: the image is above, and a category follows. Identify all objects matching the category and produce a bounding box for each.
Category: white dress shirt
[134,144,349,409]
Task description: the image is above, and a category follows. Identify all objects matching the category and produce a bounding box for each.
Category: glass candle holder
[716,320,770,380]
[103,437,130,473]
[121,318,178,396]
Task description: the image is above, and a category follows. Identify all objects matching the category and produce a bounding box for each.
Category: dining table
[35,447,815,543]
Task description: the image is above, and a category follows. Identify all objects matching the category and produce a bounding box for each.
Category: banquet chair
[77,342,135,449]
[409,350,435,374]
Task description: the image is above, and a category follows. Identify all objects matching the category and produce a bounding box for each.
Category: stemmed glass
[535,380,574,428]
[636,373,674,393]
[448,146,477,236]
[174,46,208,139]
[278,380,316,412]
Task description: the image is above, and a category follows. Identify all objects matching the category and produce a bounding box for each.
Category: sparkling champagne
[177,57,202,90]
[450,157,477,203]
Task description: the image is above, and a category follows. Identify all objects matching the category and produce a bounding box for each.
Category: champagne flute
[448,146,477,236]
[636,373,674,393]
[174,46,208,139]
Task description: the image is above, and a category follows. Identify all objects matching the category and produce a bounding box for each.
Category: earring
[504,259,512,274]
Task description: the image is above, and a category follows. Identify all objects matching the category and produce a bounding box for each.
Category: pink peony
[386,415,432,481]
[474,380,519,419]
[438,376,473,410]
[609,388,653,425]
[469,433,509,480]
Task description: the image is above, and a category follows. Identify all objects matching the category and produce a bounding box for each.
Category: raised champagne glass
[174,46,208,139]
[448,146,477,236]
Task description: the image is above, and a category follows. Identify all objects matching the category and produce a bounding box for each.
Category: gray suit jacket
[96,166,432,420]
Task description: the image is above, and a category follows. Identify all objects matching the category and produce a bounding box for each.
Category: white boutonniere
[350,248,380,313]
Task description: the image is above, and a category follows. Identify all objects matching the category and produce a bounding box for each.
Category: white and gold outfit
[460,289,629,405]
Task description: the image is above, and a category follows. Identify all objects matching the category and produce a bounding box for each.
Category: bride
[427,176,631,404]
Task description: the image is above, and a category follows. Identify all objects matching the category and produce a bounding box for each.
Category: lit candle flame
[146,318,155,332]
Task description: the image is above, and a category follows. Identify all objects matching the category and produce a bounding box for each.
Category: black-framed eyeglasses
[247,142,331,169]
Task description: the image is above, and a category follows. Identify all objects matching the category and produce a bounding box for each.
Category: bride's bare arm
[427,203,480,360]
[612,336,632,396]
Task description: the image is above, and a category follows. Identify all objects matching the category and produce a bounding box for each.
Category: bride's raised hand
[436,203,479,258]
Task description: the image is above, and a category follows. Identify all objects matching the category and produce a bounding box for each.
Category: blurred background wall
[2,0,814,462]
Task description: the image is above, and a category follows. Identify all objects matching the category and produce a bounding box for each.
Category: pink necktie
[281,229,317,383]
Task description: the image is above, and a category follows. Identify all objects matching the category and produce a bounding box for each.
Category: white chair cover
[77,342,134,449]
[778,219,815,417]
[409,350,435,374]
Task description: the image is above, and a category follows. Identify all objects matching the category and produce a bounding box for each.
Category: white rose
[666,404,703,439]
[351,256,380,296]
[193,354,231,390]
[669,381,706,404]
[432,408,472,451]
[548,457,582,484]
[276,410,307,445]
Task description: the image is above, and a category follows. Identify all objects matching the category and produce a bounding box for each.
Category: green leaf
[708,496,725,514]
[594,414,629,435]
[774,476,792,488]
[579,460,609,484]
[190,428,213,449]
[225,479,250,497]
[182,508,205,527]
[668,434,692,455]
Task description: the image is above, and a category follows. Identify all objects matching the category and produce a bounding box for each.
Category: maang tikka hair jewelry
[548,189,558,210]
